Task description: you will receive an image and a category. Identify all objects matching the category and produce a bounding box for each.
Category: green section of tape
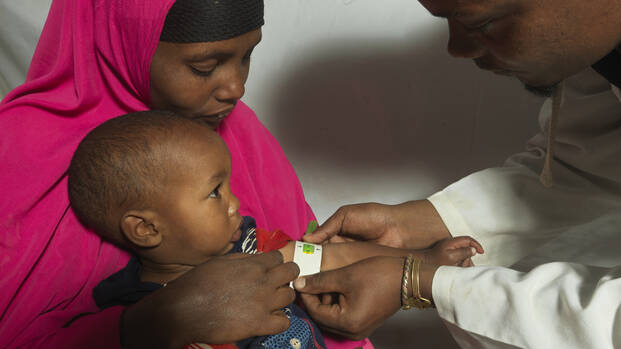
[302,244,315,254]
[305,220,318,236]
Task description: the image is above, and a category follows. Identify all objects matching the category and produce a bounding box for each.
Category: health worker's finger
[296,295,353,339]
[303,229,334,244]
[327,235,353,243]
[303,211,345,243]
[297,293,344,330]
[321,293,335,305]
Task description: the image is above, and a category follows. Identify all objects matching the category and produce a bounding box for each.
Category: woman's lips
[207,111,230,121]
[200,108,234,124]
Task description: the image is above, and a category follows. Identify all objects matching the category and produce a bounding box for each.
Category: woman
[0,0,371,348]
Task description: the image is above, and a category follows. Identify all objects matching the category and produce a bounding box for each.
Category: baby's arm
[278,236,483,272]
[278,240,409,271]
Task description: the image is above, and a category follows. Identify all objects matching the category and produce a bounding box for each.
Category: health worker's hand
[122,251,299,348]
[294,256,437,340]
[304,200,451,250]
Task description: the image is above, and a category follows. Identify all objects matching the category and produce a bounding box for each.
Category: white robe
[428,68,621,348]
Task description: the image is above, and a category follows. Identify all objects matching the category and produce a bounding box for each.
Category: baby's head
[68,111,243,265]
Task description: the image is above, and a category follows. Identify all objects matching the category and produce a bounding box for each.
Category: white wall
[243,1,543,347]
[1,1,545,347]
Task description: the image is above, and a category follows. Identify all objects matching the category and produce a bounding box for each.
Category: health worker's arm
[429,71,621,267]
[433,262,621,348]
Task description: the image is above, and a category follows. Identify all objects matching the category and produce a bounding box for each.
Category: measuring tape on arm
[293,241,323,277]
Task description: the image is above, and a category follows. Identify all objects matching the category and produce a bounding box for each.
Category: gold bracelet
[411,259,433,309]
[401,254,414,310]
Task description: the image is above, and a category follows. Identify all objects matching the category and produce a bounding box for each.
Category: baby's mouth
[230,220,243,242]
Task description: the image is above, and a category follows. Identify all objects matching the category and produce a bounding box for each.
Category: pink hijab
[0,1,370,348]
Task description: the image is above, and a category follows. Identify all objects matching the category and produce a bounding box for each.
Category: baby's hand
[423,236,484,267]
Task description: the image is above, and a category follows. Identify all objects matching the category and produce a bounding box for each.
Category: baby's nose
[228,194,241,216]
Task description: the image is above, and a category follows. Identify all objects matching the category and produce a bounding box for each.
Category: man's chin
[523,83,559,98]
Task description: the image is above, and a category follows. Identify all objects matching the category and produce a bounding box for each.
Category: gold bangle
[401,254,414,310]
[412,259,433,309]
[410,257,416,301]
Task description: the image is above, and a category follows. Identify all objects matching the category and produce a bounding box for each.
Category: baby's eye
[208,184,221,198]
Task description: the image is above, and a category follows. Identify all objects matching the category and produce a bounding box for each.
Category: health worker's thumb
[293,271,340,294]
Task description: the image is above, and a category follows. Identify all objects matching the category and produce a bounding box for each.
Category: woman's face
[149,29,262,129]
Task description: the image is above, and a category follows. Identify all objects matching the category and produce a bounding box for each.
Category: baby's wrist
[278,241,296,263]
[420,263,439,302]
[418,249,431,265]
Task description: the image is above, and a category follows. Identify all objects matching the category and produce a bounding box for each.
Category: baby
[68,110,482,349]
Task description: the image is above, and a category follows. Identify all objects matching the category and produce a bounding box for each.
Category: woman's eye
[243,48,255,63]
[190,65,217,77]
[208,184,221,198]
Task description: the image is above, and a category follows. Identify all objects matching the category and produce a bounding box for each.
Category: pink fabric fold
[0,0,370,348]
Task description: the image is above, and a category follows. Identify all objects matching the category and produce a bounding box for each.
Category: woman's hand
[122,251,299,349]
[303,200,451,249]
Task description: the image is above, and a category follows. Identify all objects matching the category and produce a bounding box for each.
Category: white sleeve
[433,263,621,349]
[428,68,621,267]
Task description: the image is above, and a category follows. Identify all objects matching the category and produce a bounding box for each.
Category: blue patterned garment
[255,306,325,349]
[227,217,325,349]
[93,216,325,349]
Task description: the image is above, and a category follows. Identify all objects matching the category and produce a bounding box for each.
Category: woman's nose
[446,20,486,59]
[215,68,246,102]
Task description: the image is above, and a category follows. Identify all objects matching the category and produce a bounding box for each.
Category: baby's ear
[120,210,163,248]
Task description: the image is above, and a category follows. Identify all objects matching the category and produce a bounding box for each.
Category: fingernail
[470,247,477,256]
[293,277,306,289]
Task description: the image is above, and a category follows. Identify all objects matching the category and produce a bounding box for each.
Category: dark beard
[523,83,558,98]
